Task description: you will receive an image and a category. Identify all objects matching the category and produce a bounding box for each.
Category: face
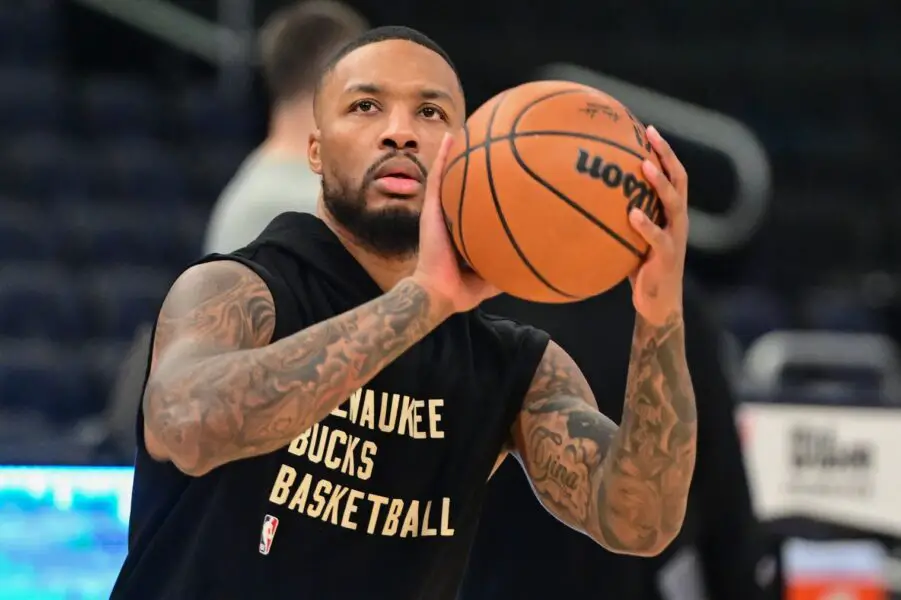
[309,39,464,259]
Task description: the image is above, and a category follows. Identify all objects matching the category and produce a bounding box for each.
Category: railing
[68,0,255,98]
[536,63,773,254]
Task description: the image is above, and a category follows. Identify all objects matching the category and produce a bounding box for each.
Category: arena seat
[175,85,253,143]
[100,137,186,203]
[801,288,885,333]
[0,339,93,422]
[717,287,790,348]
[741,331,901,406]
[0,265,86,342]
[77,75,161,138]
[0,132,71,200]
[84,266,171,341]
[0,205,59,262]
[0,67,61,133]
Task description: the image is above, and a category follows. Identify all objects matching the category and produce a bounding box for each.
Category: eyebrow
[345,82,456,106]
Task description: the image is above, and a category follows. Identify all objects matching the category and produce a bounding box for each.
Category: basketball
[441,80,665,303]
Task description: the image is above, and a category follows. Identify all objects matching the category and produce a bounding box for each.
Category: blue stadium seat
[0,132,69,201]
[742,331,901,407]
[718,286,791,348]
[0,339,93,423]
[745,388,889,408]
[61,205,200,268]
[0,265,86,342]
[82,339,130,417]
[53,146,122,200]
[0,2,59,65]
[0,67,61,132]
[176,85,253,142]
[85,267,171,340]
[78,75,159,137]
[101,138,186,203]
[0,408,101,464]
[182,142,248,199]
[802,288,884,333]
[171,205,207,264]
[0,203,58,261]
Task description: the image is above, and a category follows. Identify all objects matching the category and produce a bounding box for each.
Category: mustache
[363,151,428,185]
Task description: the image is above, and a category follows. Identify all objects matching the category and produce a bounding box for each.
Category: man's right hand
[412,133,500,314]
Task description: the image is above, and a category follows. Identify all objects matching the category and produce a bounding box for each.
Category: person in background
[104,1,367,459]
[203,0,367,254]
[461,278,769,600]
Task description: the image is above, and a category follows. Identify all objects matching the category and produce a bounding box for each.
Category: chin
[368,193,423,210]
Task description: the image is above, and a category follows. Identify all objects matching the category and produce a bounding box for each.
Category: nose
[379,110,419,152]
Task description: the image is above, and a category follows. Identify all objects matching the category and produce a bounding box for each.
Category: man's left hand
[628,125,690,326]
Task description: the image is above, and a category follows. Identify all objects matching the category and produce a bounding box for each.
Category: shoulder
[161,260,275,337]
[472,310,551,353]
[467,310,551,392]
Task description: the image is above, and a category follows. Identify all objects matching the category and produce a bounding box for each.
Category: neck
[262,96,315,159]
[317,202,418,292]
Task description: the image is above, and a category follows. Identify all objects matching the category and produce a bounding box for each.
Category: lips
[372,157,424,196]
[374,158,423,183]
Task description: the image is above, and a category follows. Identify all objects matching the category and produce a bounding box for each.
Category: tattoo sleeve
[513,313,697,556]
[144,261,447,476]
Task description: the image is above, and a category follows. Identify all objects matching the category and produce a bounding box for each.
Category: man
[111,27,697,600]
[203,0,367,255]
[462,280,766,600]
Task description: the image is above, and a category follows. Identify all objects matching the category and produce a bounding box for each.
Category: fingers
[629,208,669,250]
[647,125,688,198]
[641,128,688,233]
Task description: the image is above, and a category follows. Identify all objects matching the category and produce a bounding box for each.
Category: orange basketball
[441,80,664,303]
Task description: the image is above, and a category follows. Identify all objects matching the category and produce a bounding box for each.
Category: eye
[350,99,379,114]
[419,105,448,121]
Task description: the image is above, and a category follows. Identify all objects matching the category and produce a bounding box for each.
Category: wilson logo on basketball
[574,149,664,226]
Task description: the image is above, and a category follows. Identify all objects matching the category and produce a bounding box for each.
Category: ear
[308,129,322,175]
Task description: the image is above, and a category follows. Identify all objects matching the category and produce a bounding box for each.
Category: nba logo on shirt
[259,514,279,555]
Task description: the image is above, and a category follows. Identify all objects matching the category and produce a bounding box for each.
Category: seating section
[0,1,898,464]
[0,3,252,463]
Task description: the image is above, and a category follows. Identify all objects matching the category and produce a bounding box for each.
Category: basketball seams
[445,130,646,173]
[482,93,578,300]
[507,145,646,259]
[507,91,648,260]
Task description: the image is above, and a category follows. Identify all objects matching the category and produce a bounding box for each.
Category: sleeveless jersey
[110,212,550,600]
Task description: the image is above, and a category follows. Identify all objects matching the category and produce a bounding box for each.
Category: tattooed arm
[511,313,698,557]
[143,261,451,477]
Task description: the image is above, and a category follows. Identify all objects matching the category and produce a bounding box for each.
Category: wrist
[403,275,456,321]
[635,309,684,337]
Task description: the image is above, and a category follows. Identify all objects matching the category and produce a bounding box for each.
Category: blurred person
[461,280,767,600]
[203,0,368,254]
[111,26,698,600]
[105,1,367,458]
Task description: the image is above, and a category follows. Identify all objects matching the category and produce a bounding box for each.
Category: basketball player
[204,0,368,254]
[111,26,697,600]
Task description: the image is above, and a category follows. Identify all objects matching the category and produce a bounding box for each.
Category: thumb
[425,133,455,202]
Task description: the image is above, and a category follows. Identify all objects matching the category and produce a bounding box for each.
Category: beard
[321,154,425,260]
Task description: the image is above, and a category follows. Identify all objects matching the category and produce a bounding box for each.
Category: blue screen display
[0,466,133,600]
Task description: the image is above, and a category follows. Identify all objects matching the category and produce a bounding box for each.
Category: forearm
[145,277,448,475]
[594,312,698,555]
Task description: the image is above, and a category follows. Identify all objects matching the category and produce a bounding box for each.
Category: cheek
[320,133,368,180]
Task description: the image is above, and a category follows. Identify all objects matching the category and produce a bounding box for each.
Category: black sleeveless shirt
[111,213,549,600]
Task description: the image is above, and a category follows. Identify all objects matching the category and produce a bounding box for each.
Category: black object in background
[460,278,768,600]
